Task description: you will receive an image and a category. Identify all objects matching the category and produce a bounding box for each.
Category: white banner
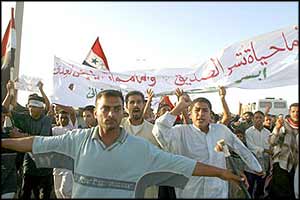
[51,25,298,107]
[15,75,42,93]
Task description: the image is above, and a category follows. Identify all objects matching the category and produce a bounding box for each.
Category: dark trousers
[269,163,295,199]
[19,174,53,199]
[244,171,266,199]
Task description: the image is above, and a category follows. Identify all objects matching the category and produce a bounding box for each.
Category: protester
[1,89,245,198]
[244,111,272,199]
[82,105,98,128]
[152,88,263,198]
[122,90,160,147]
[52,110,76,198]
[1,106,18,198]
[232,111,254,133]
[2,80,54,199]
[53,103,77,127]
[264,113,275,132]
[269,103,298,199]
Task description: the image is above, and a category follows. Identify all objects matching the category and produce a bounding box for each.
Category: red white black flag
[1,7,16,101]
[82,37,110,71]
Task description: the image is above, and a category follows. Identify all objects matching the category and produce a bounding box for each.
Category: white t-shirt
[52,124,77,175]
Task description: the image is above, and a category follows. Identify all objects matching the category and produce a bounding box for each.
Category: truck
[242,97,289,116]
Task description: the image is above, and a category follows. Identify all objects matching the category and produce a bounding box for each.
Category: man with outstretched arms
[2,89,245,198]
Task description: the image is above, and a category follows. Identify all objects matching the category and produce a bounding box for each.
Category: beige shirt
[121,117,161,147]
[121,117,161,198]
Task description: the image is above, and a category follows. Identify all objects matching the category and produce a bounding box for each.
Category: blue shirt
[32,126,196,198]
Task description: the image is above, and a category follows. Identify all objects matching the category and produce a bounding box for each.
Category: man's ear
[94,109,97,118]
[188,111,192,120]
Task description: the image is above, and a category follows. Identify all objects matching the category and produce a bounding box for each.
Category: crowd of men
[1,80,298,199]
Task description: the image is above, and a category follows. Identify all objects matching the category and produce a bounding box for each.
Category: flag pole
[13,1,24,101]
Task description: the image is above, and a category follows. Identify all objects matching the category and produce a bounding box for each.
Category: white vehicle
[242,98,289,116]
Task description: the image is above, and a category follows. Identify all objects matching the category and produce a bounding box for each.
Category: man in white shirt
[52,110,77,198]
[244,110,272,199]
[153,88,263,198]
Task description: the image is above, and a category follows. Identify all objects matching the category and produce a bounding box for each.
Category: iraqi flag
[82,37,110,71]
[1,8,16,101]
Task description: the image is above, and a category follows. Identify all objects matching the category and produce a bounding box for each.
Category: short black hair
[95,89,124,105]
[289,103,298,110]
[254,110,264,117]
[190,97,212,111]
[234,128,245,135]
[243,111,254,117]
[125,91,145,104]
[83,105,95,113]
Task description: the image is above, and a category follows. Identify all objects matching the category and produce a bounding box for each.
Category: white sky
[1,2,299,114]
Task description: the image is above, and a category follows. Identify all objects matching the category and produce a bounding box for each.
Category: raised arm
[54,103,77,126]
[2,80,17,110]
[170,88,192,117]
[37,81,50,113]
[143,88,154,119]
[152,88,191,151]
[219,86,231,125]
[269,117,285,146]
[175,88,191,124]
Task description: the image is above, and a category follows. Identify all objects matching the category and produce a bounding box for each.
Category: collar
[91,126,128,145]
[192,123,212,134]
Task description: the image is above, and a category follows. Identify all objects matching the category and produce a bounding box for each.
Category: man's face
[59,113,69,127]
[264,115,272,127]
[95,95,123,132]
[126,95,145,121]
[243,113,252,123]
[190,102,211,130]
[290,105,299,122]
[83,110,97,128]
[236,132,244,141]
[28,105,44,119]
[253,113,264,129]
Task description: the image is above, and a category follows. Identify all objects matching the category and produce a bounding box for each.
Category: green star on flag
[91,58,98,65]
